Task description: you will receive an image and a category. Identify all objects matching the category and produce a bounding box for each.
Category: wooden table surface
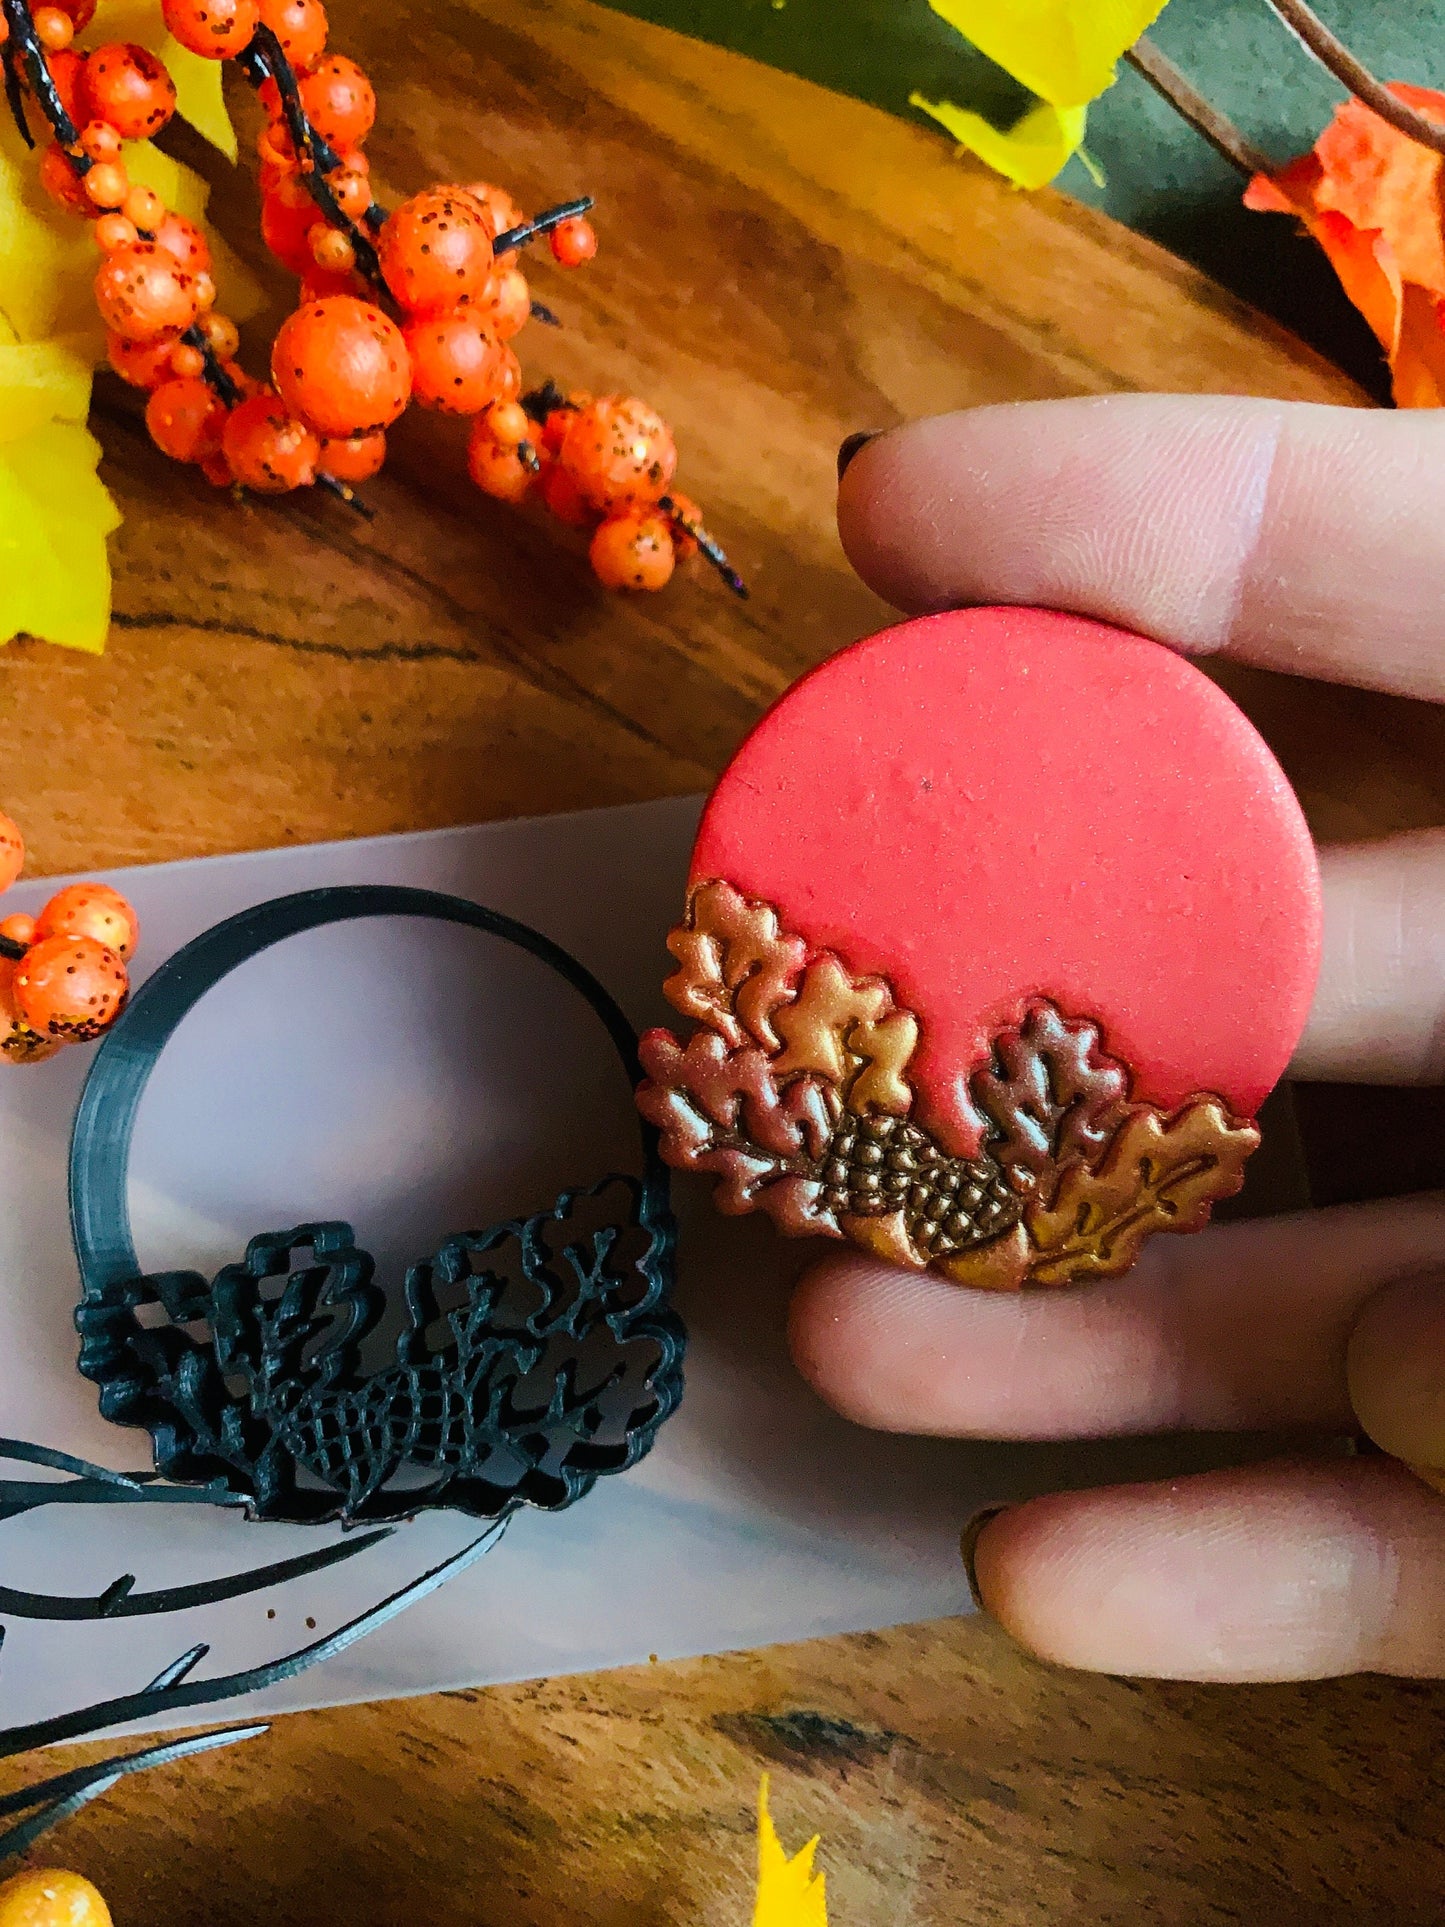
[3,1,1445,1920]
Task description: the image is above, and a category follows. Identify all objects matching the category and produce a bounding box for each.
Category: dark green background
[603,0,1434,398]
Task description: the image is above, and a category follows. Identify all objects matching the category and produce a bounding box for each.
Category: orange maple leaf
[1245,84,1445,406]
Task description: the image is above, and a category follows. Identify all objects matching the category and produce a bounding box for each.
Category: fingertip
[787,1251,914,1430]
[957,1458,1445,1681]
[836,424,917,607]
[966,1492,1096,1667]
[834,395,1283,637]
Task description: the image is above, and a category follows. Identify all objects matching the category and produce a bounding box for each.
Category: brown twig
[1262,0,1445,157]
[1123,37,1273,178]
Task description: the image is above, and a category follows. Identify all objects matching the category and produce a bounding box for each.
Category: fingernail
[960,1505,1009,1611]
[837,431,877,481]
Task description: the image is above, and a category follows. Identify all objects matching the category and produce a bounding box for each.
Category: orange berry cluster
[0,811,138,1065]
[2,0,740,591]
[472,386,736,594]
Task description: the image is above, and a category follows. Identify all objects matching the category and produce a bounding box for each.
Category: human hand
[796,394,1445,1682]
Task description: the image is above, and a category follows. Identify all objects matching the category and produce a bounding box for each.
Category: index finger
[837,396,1445,701]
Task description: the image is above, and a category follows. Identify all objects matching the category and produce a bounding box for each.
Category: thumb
[1347,1271,1445,1493]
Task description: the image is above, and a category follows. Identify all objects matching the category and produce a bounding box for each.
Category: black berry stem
[2,45,35,148]
[493,197,592,254]
[659,494,748,600]
[2,0,83,153]
[315,471,375,517]
[520,379,575,424]
[0,934,26,963]
[183,325,241,407]
[238,26,386,287]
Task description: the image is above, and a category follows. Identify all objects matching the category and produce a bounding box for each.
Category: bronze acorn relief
[637,880,1260,1290]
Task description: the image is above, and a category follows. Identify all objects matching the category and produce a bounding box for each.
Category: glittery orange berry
[13,935,129,1043]
[151,209,212,275]
[331,167,371,220]
[221,392,319,491]
[0,915,34,948]
[297,53,373,145]
[80,42,176,139]
[540,461,595,528]
[0,964,59,1065]
[0,1868,113,1924]
[589,511,676,591]
[316,427,385,481]
[34,8,74,51]
[466,424,533,503]
[94,241,199,340]
[79,118,121,160]
[106,328,181,388]
[199,311,240,358]
[83,162,128,209]
[271,296,411,436]
[477,264,529,340]
[0,812,23,893]
[160,0,257,57]
[260,189,323,274]
[549,215,596,268]
[38,142,90,216]
[560,396,677,511]
[145,376,228,463]
[257,0,326,63]
[402,310,505,414]
[93,212,138,252]
[378,189,493,314]
[483,398,528,447]
[309,225,355,274]
[33,883,139,961]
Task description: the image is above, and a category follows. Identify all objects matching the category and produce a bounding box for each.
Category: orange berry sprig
[468,383,747,597]
[2,0,742,591]
[0,810,138,1066]
[0,0,369,508]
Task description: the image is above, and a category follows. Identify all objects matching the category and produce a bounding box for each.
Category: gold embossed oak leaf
[636,881,1262,1292]
[1025,1099,1260,1288]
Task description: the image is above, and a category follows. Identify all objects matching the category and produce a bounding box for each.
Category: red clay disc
[690,607,1321,1155]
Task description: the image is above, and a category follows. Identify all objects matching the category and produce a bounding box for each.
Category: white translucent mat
[0,798,1266,1730]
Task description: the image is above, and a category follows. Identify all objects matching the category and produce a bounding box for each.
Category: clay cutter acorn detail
[637,607,1323,1290]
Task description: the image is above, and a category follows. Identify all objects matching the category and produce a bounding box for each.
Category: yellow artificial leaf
[0,417,120,652]
[911,94,1088,190]
[754,1778,827,1927]
[0,339,92,442]
[162,34,240,160]
[926,0,1169,109]
[0,113,99,345]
